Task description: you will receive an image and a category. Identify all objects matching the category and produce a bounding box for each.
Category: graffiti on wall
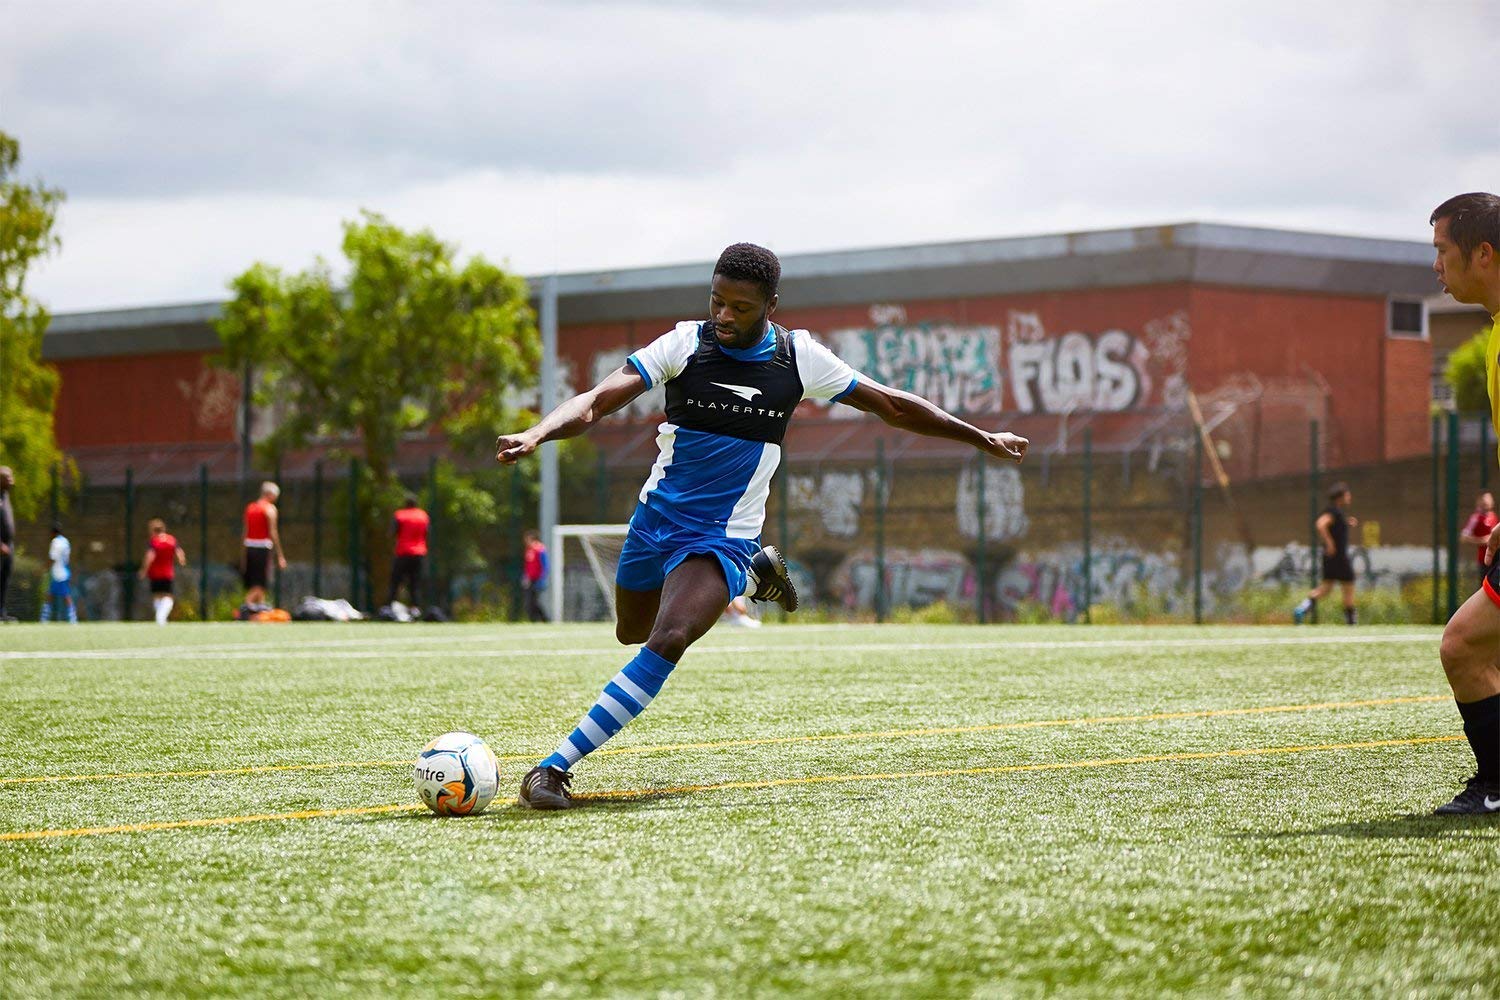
[832,548,975,610]
[998,545,1183,619]
[955,463,1028,542]
[825,322,1004,416]
[789,470,868,538]
[578,305,1192,420]
[1007,311,1158,414]
[1252,543,1437,591]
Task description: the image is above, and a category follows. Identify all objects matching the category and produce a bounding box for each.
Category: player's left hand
[1346,516,1358,528]
[277,554,288,570]
[988,432,1028,464]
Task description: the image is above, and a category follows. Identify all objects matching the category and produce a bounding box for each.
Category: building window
[1388,298,1427,339]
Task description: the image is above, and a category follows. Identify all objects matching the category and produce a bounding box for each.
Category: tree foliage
[216,211,541,595]
[0,130,68,520]
[1444,325,1492,414]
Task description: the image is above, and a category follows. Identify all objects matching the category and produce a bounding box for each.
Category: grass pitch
[2,623,1497,997]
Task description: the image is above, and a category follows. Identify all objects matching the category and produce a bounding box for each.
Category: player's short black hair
[403,494,418,507]
[714,243,780,300]
[1430,192,1500,259]
[1328,482,1350,502]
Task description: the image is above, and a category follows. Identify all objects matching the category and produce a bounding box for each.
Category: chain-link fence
[2,412,1487,624]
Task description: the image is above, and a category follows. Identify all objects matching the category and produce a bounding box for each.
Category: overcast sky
[3,0,1496,314]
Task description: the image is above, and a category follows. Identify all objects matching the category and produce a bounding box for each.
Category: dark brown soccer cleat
[518,765,574,810]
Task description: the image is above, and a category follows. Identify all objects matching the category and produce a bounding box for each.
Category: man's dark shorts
[243,547,271,588]
[1322,554,1355,583]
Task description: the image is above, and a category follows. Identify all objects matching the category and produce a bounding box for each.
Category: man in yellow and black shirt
[1433,192,1500,814]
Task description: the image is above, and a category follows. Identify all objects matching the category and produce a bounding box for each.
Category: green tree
[216,211,540,599]
[0,131,68,520]
[1444,325,1492,413]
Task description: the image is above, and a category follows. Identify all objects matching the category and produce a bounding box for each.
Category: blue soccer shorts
[615,502,759,601]
[48,577,71,598]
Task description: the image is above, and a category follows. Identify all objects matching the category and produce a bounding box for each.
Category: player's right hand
[495,431,539,465]
[988,432,1028,464]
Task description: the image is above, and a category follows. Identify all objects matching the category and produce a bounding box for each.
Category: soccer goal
[550,523,630,623]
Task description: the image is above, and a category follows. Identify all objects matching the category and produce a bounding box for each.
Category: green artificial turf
[1,623,1497,997]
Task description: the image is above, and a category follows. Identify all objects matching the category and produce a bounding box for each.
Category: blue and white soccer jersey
[616,321,860,597]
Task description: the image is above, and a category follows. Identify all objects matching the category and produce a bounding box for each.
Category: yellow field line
[0,735,1465,841]
[0,695,1451,787]
[0,760,410,786]
[0,803,424,842]
[579,735,1467,800]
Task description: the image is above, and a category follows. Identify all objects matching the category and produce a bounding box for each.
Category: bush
[1354,588,1412,625]
[890,600,964,625]
[1085,602,1125,624]
[1401,576,1441,624]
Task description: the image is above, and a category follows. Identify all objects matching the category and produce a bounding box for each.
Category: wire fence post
[1083,428,1093,625]
[198,463,208,620]
[312,459,323,597]
[427,455,439,611]
[1193,430,1204,625]
[1308,420,1320,624]
[1447,411,1461,620]
[123,466,135,622]
[509,464,522,621]
[875,438,887,623]
[1431,415,1441,624]
[273,457,283,609]
[976,452,987,624]
[348,458,360,608]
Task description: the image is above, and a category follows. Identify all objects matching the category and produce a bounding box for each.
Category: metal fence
[2,412,1491,624]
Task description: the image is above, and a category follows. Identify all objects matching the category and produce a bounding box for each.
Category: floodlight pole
[539,274,560,620]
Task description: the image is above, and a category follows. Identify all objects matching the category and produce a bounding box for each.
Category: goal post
[550,523,631,623]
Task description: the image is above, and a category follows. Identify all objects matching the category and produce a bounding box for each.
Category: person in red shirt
[242,481,286,607]
[1461,491,1499,591]
[522,529,549,622]
[389,495,430,608]
[139,518,187,626]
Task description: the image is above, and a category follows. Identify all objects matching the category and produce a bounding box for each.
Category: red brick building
[44,222,1440,485]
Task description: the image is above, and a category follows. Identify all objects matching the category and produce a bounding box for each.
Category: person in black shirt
[0,467,15,623]
[1293,482,1358,625]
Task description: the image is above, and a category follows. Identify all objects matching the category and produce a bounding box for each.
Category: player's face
[1433,217,1482,303]
[1483,493,1495,512]
[709,275,777,349]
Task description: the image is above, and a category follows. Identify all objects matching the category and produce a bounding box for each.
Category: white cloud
[4,0,1496,311]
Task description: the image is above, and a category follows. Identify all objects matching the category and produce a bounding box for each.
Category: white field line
[0,632,1437,663]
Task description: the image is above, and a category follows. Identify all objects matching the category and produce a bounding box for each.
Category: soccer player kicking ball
[1432,192,1500,815]
[497,243,1028,809]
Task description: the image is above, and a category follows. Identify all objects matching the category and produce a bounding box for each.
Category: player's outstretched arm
[840,380,1027,463]
[496,364,648,465]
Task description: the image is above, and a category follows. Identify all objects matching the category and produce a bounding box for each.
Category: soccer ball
[414,731,501,816]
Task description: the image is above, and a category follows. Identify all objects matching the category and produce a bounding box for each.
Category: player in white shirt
[43,524,77,623]
[498,243,1028,809]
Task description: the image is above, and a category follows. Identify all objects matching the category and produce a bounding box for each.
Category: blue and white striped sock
[539,647,676,771]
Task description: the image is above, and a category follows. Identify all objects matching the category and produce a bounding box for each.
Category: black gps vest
[1322,506,1349,557]
[663,323,804,445]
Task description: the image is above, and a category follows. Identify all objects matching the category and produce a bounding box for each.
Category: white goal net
[550,524,630,623]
